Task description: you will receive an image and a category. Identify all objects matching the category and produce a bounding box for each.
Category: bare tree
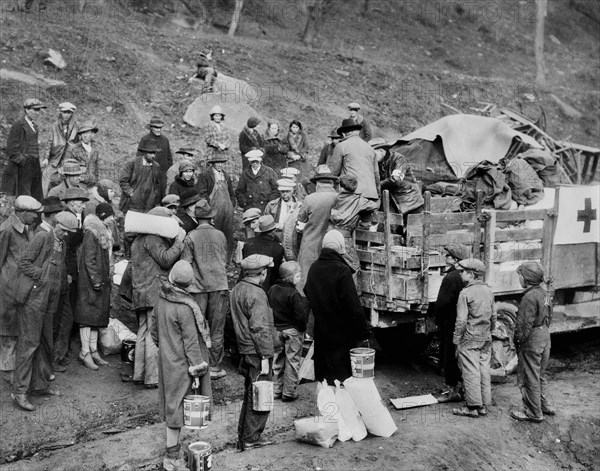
[535,0,547,86]
[228,0,244,37]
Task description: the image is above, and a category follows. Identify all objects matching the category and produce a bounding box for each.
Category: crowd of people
[0,97,554,469]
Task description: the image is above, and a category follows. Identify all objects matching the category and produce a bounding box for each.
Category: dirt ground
[1,329,598,471]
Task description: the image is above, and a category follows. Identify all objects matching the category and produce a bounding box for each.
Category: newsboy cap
[242,208,261,224]
[14,195,42,212]
[444,243,470,261]
[457,258,486,274]
[58,102,77,112]
[23,98,46,109]
[161,194,180,208]
[241,254,274,273]
[54,211,79,232]
[61,187,89,202]
[245,149,264,161]
[169,260,194,287]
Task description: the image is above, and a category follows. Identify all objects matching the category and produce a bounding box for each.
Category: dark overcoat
[1,116,43,200]
[304,248,370,383]
[119,156,165,213]
[242,233,285,292]
[138,132,173,175]
[168,175,196,197]
[151,280,212,428]
[235,164,279,212]
[75,215,112,327]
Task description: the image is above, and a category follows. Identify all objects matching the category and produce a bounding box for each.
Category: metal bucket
[186,441,212,471]
[252,376,274,411]
[121,339,135,363]
[183,395,211,430]
[350,347,375,378]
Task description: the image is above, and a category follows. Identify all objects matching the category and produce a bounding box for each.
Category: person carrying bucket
[150,260,212,471]
[230,254,276,451]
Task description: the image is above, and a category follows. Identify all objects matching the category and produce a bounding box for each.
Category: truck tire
[374,325,431,361]
[283,208,301,261]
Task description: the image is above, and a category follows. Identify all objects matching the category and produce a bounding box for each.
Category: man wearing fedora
[43,102,79,197]
[176,189,201,234]
[67,120,99,185]
[318,127,342,166]
[242,215,285,292]
[296,165,339,294]
[235,150,279,213]
[347,102,372,142]
[119,142,165,214]
[0,196,41,385]
[1,98,47,201]
[196,153,236,263]
[182,199,230,380]
[328,118,380,204]
[264,178,301,240]
[137,116,173,184]
[47,159,84,200]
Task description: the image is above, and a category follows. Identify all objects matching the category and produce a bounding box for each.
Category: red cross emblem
[577,198,597,233]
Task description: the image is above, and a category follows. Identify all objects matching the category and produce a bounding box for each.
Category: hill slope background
[0,0,598,184]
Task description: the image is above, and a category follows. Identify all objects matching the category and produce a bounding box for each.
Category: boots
[90,350,109,366]
[11,393,35,411]
[79,351,99,370]
[163,444,189,471]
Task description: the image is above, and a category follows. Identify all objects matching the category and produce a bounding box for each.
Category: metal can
[186,441,212,471]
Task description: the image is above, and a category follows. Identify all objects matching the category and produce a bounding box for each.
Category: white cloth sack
[334,379,367,441]
[294,416,338,448]
[99,318,137,355]
[317,380,351,442]
[344,376,397,437]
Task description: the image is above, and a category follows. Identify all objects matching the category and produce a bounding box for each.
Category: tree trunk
[228,0,244,37]
[362,0,370,17]
[302,0,325,46]
[535,0,547,86]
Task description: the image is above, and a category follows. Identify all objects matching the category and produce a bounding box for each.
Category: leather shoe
[90,350,109,366]
[477,406,488,416]
[11,393,35,411]
[80,351,99,371]
[511,409,543,422]
[542,407,556,416]
[241,438,274,450]
[34,386,61,396]
[452,406,479,418]
[52,362,67,373]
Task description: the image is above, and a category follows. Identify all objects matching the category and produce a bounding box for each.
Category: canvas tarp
[388,114,542,185]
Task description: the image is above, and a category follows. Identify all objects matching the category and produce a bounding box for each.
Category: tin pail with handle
[252,374,274,411]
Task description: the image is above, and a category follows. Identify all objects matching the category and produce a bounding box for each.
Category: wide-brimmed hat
[209,105,225,117]
[245,149,263,161]
[194,199,218,219]
[77,120,98,134]
[310,165,338,183]
[328,127,342,139]
[180,189,201,208]
[176,148,196,156]
[61,187,89,202]
[138,142,160,154]
[148,116,164,128]
[337,118,362,135]
[208,155,228,163]
[23,98,46,110]
[58,102,77,112]
[40,196,63,214]
[14,195,43,212]
[60,159,82,176]
[368,137,390,150]
[256,215,276,233]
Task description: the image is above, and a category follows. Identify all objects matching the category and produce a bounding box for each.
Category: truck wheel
[374,325,431,360]
[282,208,301,261]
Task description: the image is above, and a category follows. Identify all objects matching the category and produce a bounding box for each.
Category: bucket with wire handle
[183,380,211,429]
[252,373,274,411]
[349,346,376,378]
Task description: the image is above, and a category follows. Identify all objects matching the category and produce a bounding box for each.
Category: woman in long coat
[151,260,212,470]
[304,230,370,383]
[75,203,114,370]
[263,121,288,175]
[286,120,309,181]
[204,106,237,182]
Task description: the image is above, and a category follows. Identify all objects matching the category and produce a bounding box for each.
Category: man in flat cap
[0,196,41,384]
[264,179,300,239]
[242,215,285,292]
[119,142,165,214]
[230,254,276,451]
[435,243,471,403]
[137,116,173,186]
[452,258,497,418]
[42,102,78,197]
[1,98,47,201]
[347,102,372,142]
[12,211,79,411]
[511,262,555,422]
[235,150,279,212]
[161,194,181,216]
[66,120,99,186]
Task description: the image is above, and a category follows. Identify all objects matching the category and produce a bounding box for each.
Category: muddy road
[1,329,598,471]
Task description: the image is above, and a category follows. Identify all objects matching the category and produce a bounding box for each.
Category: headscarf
[322,229,346,255]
